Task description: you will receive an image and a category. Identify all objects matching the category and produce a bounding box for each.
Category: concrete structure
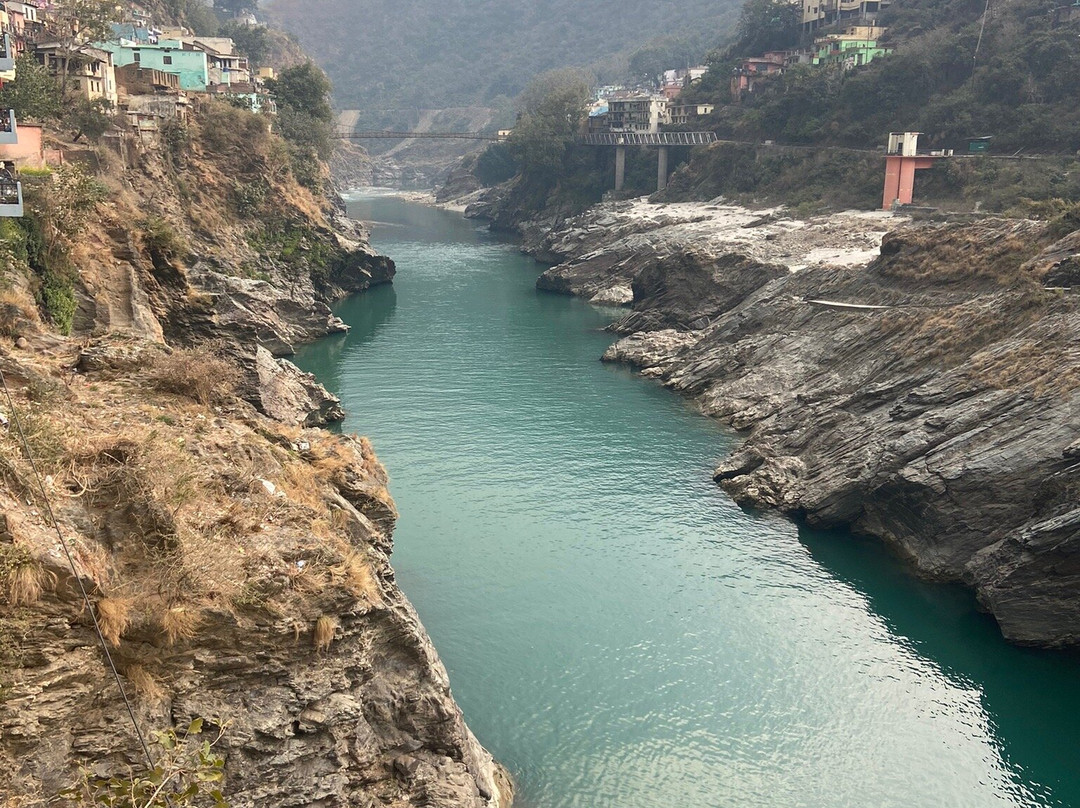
[206,81,275,114]
[99,39,208,91]
[731,52,787,100]
[607,93,669,133]
[0,122,56,169]
[35,43,118,104]
[668,103,714,126]
[812,25,892,67]
[583,131,718,193]
[0,33,15,77]
[803,0,891,30]
[0,109,17,144]
[882,131,952,209]
[116,63,181,93]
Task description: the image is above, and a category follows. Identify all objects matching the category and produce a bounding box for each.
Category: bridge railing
[581,132,717,146]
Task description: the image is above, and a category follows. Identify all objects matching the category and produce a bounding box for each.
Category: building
[730,52,787,100]
[802,0,891,30]
[660,66,709,100]
[99,39,209,91]
[35,43,118,104]
[0,33,14,82]
[206,81,275,114]
[607,93,669,133]
[170,36,245,86]
[668,103,714,126]
[812,25,891,68]
[5,0,46,49]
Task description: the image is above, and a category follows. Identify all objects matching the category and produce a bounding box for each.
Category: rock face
[0,347,512,807]
[530,199,895,305]
[541,208,1080,648]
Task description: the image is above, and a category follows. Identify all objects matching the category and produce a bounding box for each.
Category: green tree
[0,55,63,121]
[507,69,592,188]
[68,97,114,142]
[265,62,335,163]
[266,62,333,123]
[219,21,269,66]
[732,0,802,55]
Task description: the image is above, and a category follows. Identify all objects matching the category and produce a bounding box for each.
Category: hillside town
[0,0,278,217]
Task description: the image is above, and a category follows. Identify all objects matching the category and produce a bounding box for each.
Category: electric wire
[0,366,158,771]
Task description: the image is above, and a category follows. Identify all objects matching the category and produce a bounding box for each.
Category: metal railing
[582,131,718,146]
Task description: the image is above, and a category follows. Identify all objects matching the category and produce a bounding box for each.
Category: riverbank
[0,118,509,805]
[293,194,1080,808]
[460,192,1080,648]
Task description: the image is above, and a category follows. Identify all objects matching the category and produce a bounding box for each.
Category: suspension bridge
[333,130,506,141]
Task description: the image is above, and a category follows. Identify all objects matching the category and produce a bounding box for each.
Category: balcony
[0,179,24,217]
[0,110,18,145]
[0,34,13,72]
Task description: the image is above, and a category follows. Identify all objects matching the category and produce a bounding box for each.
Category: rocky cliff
[0,340,511,806]
[0,99,511,803]
[529,202,1080,648]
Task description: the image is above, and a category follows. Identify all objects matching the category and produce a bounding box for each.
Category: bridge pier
[657,146,669,192]
[615,146,626,192]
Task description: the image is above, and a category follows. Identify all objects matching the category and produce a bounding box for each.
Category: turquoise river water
[294,194,1080,808]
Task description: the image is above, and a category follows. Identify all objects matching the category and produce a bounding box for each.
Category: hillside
[265,0,739,109]
[682,0,1080,154]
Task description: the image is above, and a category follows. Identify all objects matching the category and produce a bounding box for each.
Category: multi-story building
[802,0,891,30]
[35,42,118,104]
[99,39,209,91]
[812,25,891,68]
[668,103,714,126]
[606,93,669,133]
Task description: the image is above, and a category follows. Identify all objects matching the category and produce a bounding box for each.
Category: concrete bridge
[334,129,719,191]
[581,132,717,192]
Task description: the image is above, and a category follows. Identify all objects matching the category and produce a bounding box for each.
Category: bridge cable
[0,367,160,774]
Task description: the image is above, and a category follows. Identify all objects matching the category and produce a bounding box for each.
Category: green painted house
[98,40,209,91]
[812,25,892,68]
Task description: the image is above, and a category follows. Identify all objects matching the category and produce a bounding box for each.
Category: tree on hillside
[732,0,802,55]
[219,21,270,65]
[214,0,257,16]
[0,55,62,121]
[265,62,335,186]
[507,68,592,188]
[46,0,117,94]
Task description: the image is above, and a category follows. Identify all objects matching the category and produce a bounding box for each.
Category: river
[293,193,1080,808]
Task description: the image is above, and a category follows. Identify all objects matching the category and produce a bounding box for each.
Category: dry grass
[147,345,241,406]
[0,288,40,338]
[7,561,46,606]
[95,597,132,647]
[160,604,202,645]
[122,663,164,702]
[0,545,50,607]
[330,549,381,603]
[313,615,336,652]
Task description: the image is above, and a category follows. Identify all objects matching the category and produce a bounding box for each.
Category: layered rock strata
[533,204,1080,647]
[0,341,512,806]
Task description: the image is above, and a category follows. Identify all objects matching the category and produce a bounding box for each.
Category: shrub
[59,719,229,808]
[148,346,241,406]
[38,265,77,335]
[141,217,187,261]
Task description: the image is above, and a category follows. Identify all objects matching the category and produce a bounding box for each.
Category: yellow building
[802,0,891,30]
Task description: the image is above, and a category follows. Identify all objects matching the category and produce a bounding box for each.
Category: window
[163,55,172,64]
